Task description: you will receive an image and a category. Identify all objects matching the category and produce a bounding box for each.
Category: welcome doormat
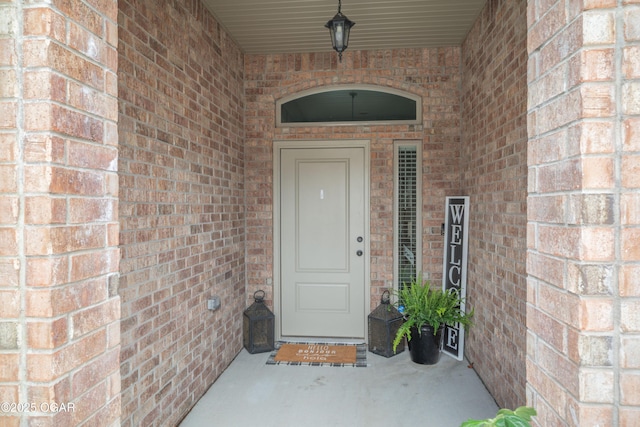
[266,342,367,367]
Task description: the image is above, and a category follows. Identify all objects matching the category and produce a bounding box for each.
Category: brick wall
[460,0,529,409]
[244,49,463,310]
[0,1,120,426]
[117,0,245,425]
[527,1,640,425]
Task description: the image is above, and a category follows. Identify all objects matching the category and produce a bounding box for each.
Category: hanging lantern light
[243,290,275,354]
[368,290,405,357]
[325,0,355,62]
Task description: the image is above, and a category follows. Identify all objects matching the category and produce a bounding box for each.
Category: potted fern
[392,276,473,364]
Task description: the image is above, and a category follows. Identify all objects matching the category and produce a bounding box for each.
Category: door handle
[356,250,363,256]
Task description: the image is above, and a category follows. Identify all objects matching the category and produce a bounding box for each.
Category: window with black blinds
[396,145,419,288]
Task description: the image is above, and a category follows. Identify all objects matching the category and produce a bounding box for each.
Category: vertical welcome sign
[441,196,470,360]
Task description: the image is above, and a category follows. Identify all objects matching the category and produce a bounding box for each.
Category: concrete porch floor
[179,346,499,427]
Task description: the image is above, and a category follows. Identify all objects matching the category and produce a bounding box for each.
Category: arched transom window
[276,85,422,127]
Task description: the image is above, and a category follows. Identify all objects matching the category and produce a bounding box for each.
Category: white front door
[279,146,367,338]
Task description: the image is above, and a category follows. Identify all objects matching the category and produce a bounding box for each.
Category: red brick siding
[527,1,640,425]
[244,49,463,310]
[0,3,20,426]
[1,0,120,426]
[460,0,529,409]
[117,1,245,425]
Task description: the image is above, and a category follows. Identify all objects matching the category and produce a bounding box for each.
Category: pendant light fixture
[325,0,355,62]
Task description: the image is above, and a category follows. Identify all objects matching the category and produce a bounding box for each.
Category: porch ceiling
[201,0,487,54]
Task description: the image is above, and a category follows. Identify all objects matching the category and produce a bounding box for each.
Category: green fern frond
[392,275,473,353]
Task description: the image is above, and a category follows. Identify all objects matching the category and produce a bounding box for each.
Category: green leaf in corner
[503,414,532,427]
[493,419,506,427]
[513,406,536,420]
[460,406,536,427]
[503,416,527,427]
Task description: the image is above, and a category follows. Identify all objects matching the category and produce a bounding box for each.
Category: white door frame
[273,139,371,342]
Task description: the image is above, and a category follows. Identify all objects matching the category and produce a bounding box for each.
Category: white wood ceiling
[201,0,488,54]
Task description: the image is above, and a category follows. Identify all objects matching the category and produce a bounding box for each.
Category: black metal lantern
[368,290,405,357]
[325,0,355,62]
[243,290,275,354]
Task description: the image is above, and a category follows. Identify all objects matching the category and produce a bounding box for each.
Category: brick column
[0,3,21,426]
[527,1,640,425]
[0,1,120,426]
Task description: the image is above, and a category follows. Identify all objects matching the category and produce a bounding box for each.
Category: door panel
[296,160,348,271]
[296,283,349,311]
[280,147,365,338]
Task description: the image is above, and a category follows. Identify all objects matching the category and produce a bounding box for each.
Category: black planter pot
[407,325,443,365]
